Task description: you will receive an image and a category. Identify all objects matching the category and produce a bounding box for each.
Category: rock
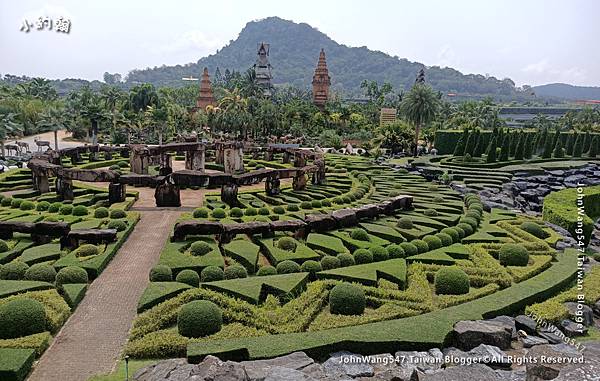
[547,170,565,177]
[515,315,537,335]
[394,349,443,372]
[304,213,337,233]
[563,302,594,326]
[525,344,583,381]
[488,316,517,339]
[419,364,502,381]
[560,319,588,337]
[521,335,549,348]
[241,352,314,380]
[453,320,513,351]
[191,355,249,381]
[331,209,358,228]
[264,366,317,381]
[133,358,189,380]
[537,328,564,344]
[495,370,526,381]
[594,301,600,317]
[444,345,511,369]
[322,351,374,378]
[359,353,418,381]
[553,341,600,381]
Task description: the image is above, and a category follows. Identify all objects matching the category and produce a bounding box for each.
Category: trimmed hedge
[224,265,248,280]
[176,270,200,287]
[24,264,56,283]
[0,348,36,381]
[178,300,222,338]
[149,265,172,282]
[276,260,301,274]
[519,222,548,239]
[94,207,109,218]
[190,241,212,256]
[321,256,341,270]
[434,266,470,295]
[329,283,365,316]
[499,244,529,267]
[200,266,224,282]
[0,262,29,281]
[0,299,47,339]
[257,266,277,276]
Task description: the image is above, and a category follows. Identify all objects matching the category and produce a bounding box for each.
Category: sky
[1,0,599,87]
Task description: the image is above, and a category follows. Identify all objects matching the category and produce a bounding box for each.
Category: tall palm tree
[0,113,23,156]
[38,106,67,149]
[144,104,169,145]
[100,85,124,139]
[400,84,440,157]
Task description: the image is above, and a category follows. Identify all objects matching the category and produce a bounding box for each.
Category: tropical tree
[400,84,440,157]
[100,85,124,138]
[144,104,169,145]
[38,106,67,149]
[0,113,23,156]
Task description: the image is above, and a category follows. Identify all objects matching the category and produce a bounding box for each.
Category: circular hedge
[350,228,369,241]
[287,204,300,212]
[300,201,312,210]
[193,208,210,218]
[244,207,258,216]
[74,244,99,257]
[177,300,222,338]
[411,239,429,253]
[353,249,373,264]
[386,244,405,259]
[399,242,418,257]
[329,283,366,315]
[0,299,47,339]
[107,220,127,232]
[24,263,57,282]
[149,265,172,282]
[434,266,470,295]
[36,201,50,211]
[19,201,35,211]
[109,209,126,219]
[56,266,89,287]
[72,205,89,216]
[176,269,200,287]
[423,235,443,250]
[273,206,285,214]
[499,244,529,266]
[224,264,247,279]
[520,222,548,239]
[370,246,389,262]
[301,260,321,274]
[0,261,29,280]
[276,237,297,252]
[48,202,62,213]
[190,241,212,256]
[200,266,224,282]
[94,207,109,218]
[258,207,270,216]
[0,240,8,253]
[436,233,453,246]
[396,217,413,229]
[321,255,341,270]
[441,228,460,243]
[211,208,226,219]
[276,260,301,274]
[229,207,243,218]
[456,222,474,236]
[423,209,438,217]
[10,199,22,208]
[256,266,277,276]
[337,253,355,267]
[59,205,73,215]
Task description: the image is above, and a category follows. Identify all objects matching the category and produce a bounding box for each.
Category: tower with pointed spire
[254,42,273,97]
[196,67,215,110]
[312,49,331,109]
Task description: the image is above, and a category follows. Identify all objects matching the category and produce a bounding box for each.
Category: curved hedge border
[188,251,577,362]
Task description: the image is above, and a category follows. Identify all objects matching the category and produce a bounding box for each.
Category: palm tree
[144,104,169,145]
[100,85,124,139]
[0,113,23,156]
[400,84,440,157]
[38,106,67,149]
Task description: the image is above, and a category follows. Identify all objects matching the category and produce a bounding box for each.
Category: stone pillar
[236,147,244,172]
[69,152,81,165]
[292,171,308,191]
[56,177,74,200]
[130,146,149,174]
[265,177,281,196]
[108,182,126,204]
[185,147,205,171]
[121,149,130,158]
[294,152,306,168]
[104,151,113,160]
[160,153,172,170]
[34,173,50,193]
[215,144,225,165]
[155,178,181,207]
[282,151,291,164]
[223,148,236,174]
[264,148,273,161]
[312,158,326,185]
[221,183,239,206]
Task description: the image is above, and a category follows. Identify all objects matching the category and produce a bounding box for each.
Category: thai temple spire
[196,67,215,110]
[312,48,331,109]
[253,42,273,97]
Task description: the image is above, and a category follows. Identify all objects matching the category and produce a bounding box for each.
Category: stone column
[104,151,113,160]
[215,144,225,165]
[221,183,239,206]
[235,147,244,172]
[154,178,181,207]
[108,182,126,204]
[294,152,306,168]
[264,148,273,161]
[56,177,74,200]
[185,147,205,171]
[292,171,308,191]
[160,153,172,170]
[313,158,326,185]
[34,173,50,193]
[265,177,281,196]
[282,151,291,164]
[223,148,235,174]
[130,147,149,174]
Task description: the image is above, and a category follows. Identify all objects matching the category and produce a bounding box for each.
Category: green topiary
[109,164,120,170]
[411,239,429,253]
[435,233,453,247]
[399,242,418,257]
[287,204,300,212]
[48,202,62,213]
[177,300,222,338]
[370,246,389,262]
[329,283,365,315]
[276,237,297,252]
[321,255,341,270]
[337,253,355,267]
[72,205,88,216]
[460,216,479,230]
[427,184,439,191]
[311,200,322,208]
[0,239,8,253]
[24,263,57,282]
[353,248,373,264]
[256,266,277,276]
[193,208,210,218]
[109,209,126,219]
[176,269,200,287]
[0,299,47,339]
[457,222,474,236]
[301,260,321,274]
[107,219,127,232]
[396,217,414,229]
[423,235,443,250]
[322,199,332,207]
[200,266,224,282]
[56,266,89,287]
[19,201,35,211]
[94,207,109,218]
[423,209,438,217]
[10,198,23,208]
[228,207,243,217]
[453,226,466,239]
[211,208,226,219]
[300,201,312,210]
[244,207,258,216]
[224,264,248,279]
[441,228,460,243]
[190,241,212,256]
[434,266,470,295]
[258,207,270,216]
[386,244,405,259]
[74,244,99,257]
[44,216,59,222]
[117,161,129,168]
[499,244,530,266]
[432,196,444,203]
[0,261,29,280]
[0,197,13,207]
[350,228,369,241]
[273,206,285,214]
[276,260,301,274]
[59,204,73,215]
[520,222,549,239]
[149,265,172,282]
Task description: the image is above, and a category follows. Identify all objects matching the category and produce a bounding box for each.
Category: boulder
[354,204,381,220]
[563,302,594,326]
[559,319,587,337]
[495,370,526,381]
[304,214,337,233]
[419,364,501,381]
[322,351,374,378]
[488,316,517,339]
[191,355,249,381]
[172,221,223,240]
[515,315,538,335]
[525,344,582,381]
[553,341,600,381]
[521,335,549,348]
[331,209,358,228]
[394,349,443,372]
[241,352,314,380]
[270,220,307,232]
[537,328,564,344]
[444,344,511,368]
[133,358,189,381]
[453,320,513,351]
[264,366,316,381]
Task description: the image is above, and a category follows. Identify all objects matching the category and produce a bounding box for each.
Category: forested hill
[124,17,520,98]
[532,83,600,101]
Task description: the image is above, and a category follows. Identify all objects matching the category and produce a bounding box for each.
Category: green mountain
[532,83,600,101]
[125,17,520,98]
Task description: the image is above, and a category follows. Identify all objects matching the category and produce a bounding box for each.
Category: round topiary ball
[276,237,297,252]
[257,265,277,276]
[176,269,200,287]
[109,209,126,219]
[211,208,226,219]
[107,219,127,232]
[329,283,365,315]
[436,233,453,247]
[311,200,322,208]
[322,199,332,207]
[0,261,29,280]
[56,266,89,287]
[0,298,47,339]
[48,202,62,213]
[301,260,321,274]
[149,265,172,282]
[229,207,243,218]
[396,217,414,229]
[350,228,369,241]
[10,198,23,208]
[520,222,548,239]
[386,244,405,259]
[411,239,429,253]
[432,196,444,203]
[300,201,312,210]
[276,260,301,274]
[200,266,224,282]
[224,264,247,279]
[0,239,8,253]
[423,235,443,250]
[321,255,341,270]
[244,207,258,216]
[453,226,466,239]
[287,204,300,212]
[460,217,479,230]
[337,253,355,267]
[36,201,50,211]
[74,244,99,258]
[117,161,129,168]
[72,205,89,216]
[94,207,109,218]
[499,244,530,267]
[258,207,270,216]
[0,197,13,207]
[353,249,373,264]
[193,208,210,218]
[177,300,222,338]
[370,246,389,262]
[399,242,418,257]
[273,206,285,214]
[59,204,73,215]
[19,201,35,211]
[456,223,474,236]
[434,266,470,295]
[190,241,212,256]
[441,228,460,243]
[24,263,57,282]
[423,209,438,217]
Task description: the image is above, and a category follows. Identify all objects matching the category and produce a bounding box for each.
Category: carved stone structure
[55,177,74,200]
[196,67,215,110]
[130,145,150,174]
[221,183,239,206]
[61,229,117,250]
[265,176,281,196]
[254,42,273,97]
[312,49,331,109]
[108,182,127,204]
[223,142,244,174]
[154,176,181,207]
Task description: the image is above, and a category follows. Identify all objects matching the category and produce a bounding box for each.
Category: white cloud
[522,59,587,84]
[146,30,223,57]
[437,44,460,69]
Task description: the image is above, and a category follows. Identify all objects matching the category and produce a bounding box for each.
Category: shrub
[117,160,129,168]
[177,300,222,338]
[427,184,439,191]
[276,260,301,274]
[19,201,35,211]
[457,222,474,236]
[149,265,172,282]
[423,235,443,250]
[370,246,389,262]
[520,222,549,239]
[59,204,73,215]
[276,237,297,252]
[273,206,285,214]
[465,210,482,221]
[329,283,366,315]
[10,198,23,208]
[396,217,414,229]
[441,228,460,243]
[224,264,248,279]
[190,241,212,256]
[56,266,89,287]
[332,197,343,205]
[244,207,258,216]
[460,216,479,230]
[300,201,312,210]
[0,239,8,253]
[109,164,120,170]
[258,207,270,216]
[94,207,109,218]
[109,209,126,219]
[74,244,99,257]
[257,266,277,276]
[337,253,355,267]
[0,197,12,207]
[0,299,47,339]
[44,216,59,222]
[107,219,127,232]
[350,228,369,241]
[423,209,438,217]
[287,204,300,212]
[0,261,29,280]
[35,201,50,211]
[322,199,332,207]
[399,242,418,257]
[411,239,429,253]
[23,263,57,283]
[353,248,373,264]
[453,226,466,239]
[434,266,470,295]
[229,207,243,217]
[386,244,405,259]
[499,244,529,267]
[193,208,210,218]
[72,205,89,216]
[321,255,341,270]
[48,202,62,213]
[432,196,444,203]
[301,260,321,274]
[311,200,322,208]
[211,208,226,219]
[200,266,224,282]
[176,269,200,287]
[435,233,453,246]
